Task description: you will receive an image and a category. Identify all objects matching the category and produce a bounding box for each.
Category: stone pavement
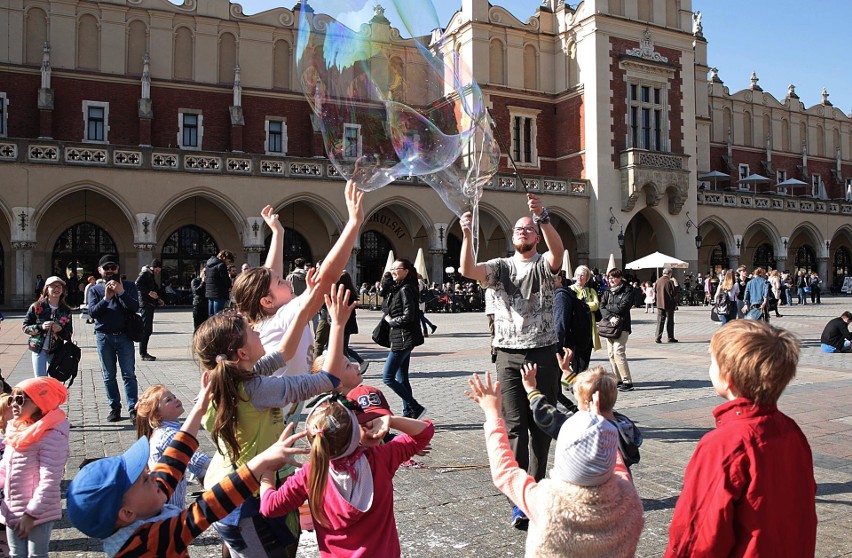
[0,297,851,557]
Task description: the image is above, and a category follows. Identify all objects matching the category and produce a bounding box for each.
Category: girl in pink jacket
[0,377,70,557]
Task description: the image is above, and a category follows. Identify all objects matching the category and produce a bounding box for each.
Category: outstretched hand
[556,348,579,385]
[520,363,538,394]
[459,212,473,236]
[465,372,502,420]
[325,283,356,325]
[258,423,309,472]
[344,180,365,225]
[527,193,542,217]
[261,205,284,233]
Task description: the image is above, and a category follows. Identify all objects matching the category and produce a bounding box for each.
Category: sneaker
[430,324,438,334]
[668,338,679,343]
[129,409,138,422]
[359,361,370,375]
[511,506,529,530]
[618,383,635,392]
[107,409,121,422]
[412,405,427,420]
[141,353,157,361]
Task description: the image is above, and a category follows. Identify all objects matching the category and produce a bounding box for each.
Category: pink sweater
[0,420,70,527]
[261,422,434,558]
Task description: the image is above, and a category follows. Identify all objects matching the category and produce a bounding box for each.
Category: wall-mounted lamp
[825,239,831,250]
[685,211,697,234]
[617,227,625,249]
[142,216,150,234]
[736,237,742,250]
[438,225,444,245]
[783,238,788,250]
[609,207,621,231]
[252,221,260,237]
[18,211,28,232]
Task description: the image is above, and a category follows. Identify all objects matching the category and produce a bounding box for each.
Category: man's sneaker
[430,324,438,334]
[511,505,529,530]
[412,405,427,420]
[129,409,138,422]
[359,361,370,375]
[107,409,121,422]
[618,383,635,392]
[141,353,157,361]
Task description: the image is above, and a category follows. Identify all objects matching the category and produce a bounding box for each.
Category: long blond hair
[193,311,256,462]
[135,384,167,439]
[305,401,355,528]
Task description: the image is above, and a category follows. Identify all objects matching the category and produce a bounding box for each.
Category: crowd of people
[0,183,847,557]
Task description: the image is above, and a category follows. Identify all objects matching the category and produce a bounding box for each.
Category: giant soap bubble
[296,1,499,218]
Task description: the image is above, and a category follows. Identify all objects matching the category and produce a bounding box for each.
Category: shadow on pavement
[642,495,680,512]
[634,379,711,390]
[640,426,710,442]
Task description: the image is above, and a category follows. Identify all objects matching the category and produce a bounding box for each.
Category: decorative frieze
[326,164,341,178]
[65,146,108,165]
[185,155,221,171]
[152,153,178,169]
[114,150,142,167]
[28,145,59,162]
[522,178,541,191]
[260,160,285,175]
[0,142,17,160]
[499,177,516,190]
[289,162,322,176]
[543,180,567,193]
[226,158,252,173]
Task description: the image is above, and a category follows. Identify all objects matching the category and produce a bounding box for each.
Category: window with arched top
[160,225,218,290]
[357,230,394,286]
[174,27,194,80]
[781,118,790,151]
[127,20,147,75]
[489,39,505,85]
[52,222,118,307]
[833,128,841,157]
[816,124,824,157]
[763,114,771,147]
[77,14,100,70]
[710,244,729,274]
[794,245,815,274]
[722,107,732,143]
[273,40,291,89]
[800,122,808,151]
[743,110,752,147]
[752,243,776,271]
[25,8,48,65]
[523,45,537,90]
[218,32,237,84]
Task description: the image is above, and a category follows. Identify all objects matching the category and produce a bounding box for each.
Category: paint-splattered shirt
[484,253,558,349]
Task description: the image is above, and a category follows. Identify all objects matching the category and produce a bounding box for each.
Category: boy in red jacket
[665,320,816,557]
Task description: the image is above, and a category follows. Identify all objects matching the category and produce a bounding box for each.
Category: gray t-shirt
[484,252,558,349]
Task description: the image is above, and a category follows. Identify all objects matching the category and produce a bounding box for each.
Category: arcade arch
[621,207,677,279]
[160,225,218,290]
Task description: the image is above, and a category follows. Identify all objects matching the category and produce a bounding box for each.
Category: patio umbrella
[383,250,396,274]
[738,173,771,193]
[776,177,808,195]
[562,250,573,278]
[414,247,429,283]
[626,251,688,278]
[698,170,730,191]
[606,253,616,274]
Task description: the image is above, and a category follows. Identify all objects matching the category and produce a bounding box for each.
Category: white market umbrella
[414,248,429,283]
[738,173,771,193]
[562,250,573,278]
[626,251,689,270]
[698,170,731,191]
[776,177,808,196]
[383,250,396,274]
[606,253,616,274]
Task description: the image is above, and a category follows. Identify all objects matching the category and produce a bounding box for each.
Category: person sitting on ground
[665,320,817,557]
[820,311,852,353]
[466,371,643,557]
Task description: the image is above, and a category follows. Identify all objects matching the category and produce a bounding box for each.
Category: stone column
[430,249,446,285]
[431,222,449,285]
[134,243,155,270]
[12,241,37,308]
[775,257,788,273]
[817,257,829,285]
[347,248,359,285]
[244,246,264,268]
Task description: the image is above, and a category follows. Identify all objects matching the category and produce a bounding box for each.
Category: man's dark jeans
[95,332,138,413]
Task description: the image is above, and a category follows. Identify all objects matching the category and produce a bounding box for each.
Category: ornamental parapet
[698,189,852,215]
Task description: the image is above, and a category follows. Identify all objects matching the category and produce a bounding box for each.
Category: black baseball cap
[98,255,119,267]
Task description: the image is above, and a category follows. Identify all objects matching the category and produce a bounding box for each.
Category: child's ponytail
[193,311,255,462]
[305,400,356,528]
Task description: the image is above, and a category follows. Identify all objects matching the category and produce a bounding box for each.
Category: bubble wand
[486,108,530,194]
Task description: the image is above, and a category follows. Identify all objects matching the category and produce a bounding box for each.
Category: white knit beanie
[551,411,617,487]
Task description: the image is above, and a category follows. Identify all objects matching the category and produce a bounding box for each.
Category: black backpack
[47,338,82,387]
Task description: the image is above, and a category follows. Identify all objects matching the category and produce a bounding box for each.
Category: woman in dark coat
[380,258,426,418]
[204,250,234,316]
[600,268,635,391]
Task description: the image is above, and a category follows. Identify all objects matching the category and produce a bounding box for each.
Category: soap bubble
[296,0,499,214]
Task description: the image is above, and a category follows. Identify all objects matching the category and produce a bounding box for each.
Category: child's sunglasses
[7,395,28,406]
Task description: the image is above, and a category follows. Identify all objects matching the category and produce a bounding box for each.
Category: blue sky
[234,0,852,114]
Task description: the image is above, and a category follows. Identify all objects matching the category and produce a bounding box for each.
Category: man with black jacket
[135,259,164,361]
[820,311,852,353]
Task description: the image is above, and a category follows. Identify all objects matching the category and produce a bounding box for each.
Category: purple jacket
[0,420,70,527]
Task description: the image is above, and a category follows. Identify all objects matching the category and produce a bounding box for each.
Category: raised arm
[528,194,564,273]
[459,211,488,283]
[307,180,365,316]
[261,205,285,277]
[322,283,356,382]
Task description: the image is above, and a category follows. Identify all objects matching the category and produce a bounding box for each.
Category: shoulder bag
[371,316,391,348]
[47,338,82,387]
[597,316,623,339]
[125,308,144,342]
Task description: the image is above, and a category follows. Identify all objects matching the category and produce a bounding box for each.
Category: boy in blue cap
[67,381,307,557]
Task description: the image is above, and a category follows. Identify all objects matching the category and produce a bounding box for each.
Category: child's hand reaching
[362,415,390,441]
[465,372,502,421]
[344,179,365,225]
[325,283,356,326]
[181,372,214,438]
[252,423,309,475]
[261,205,284,234]
[521,363,538,393]
[556,348,579,385]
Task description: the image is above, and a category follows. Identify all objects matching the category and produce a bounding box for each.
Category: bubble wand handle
[486,108,529,194]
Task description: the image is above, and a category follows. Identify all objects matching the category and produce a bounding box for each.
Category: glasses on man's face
[391,267,406,271]
[102,265,117,272]
[7,395,27,406]
[513,226,537,234]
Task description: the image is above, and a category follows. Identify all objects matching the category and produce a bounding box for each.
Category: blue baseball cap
[67,436,150,539]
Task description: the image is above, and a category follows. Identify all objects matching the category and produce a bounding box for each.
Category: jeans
[139,303,156,354]
[655,308,676,340]
[784,289,793,306]
[797,287,807,304]
[7,521,54,558]
[810,287,821,304]
[343,334,364,364]
[606,331,632,384]
[30,348,52,377]
[719,302,736,325]
[208,298,229,316]
[821,341,851,353]
[382,347,420,416]
[95,332,138,413]
[419,313,435,332]
[495,345,559,482]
